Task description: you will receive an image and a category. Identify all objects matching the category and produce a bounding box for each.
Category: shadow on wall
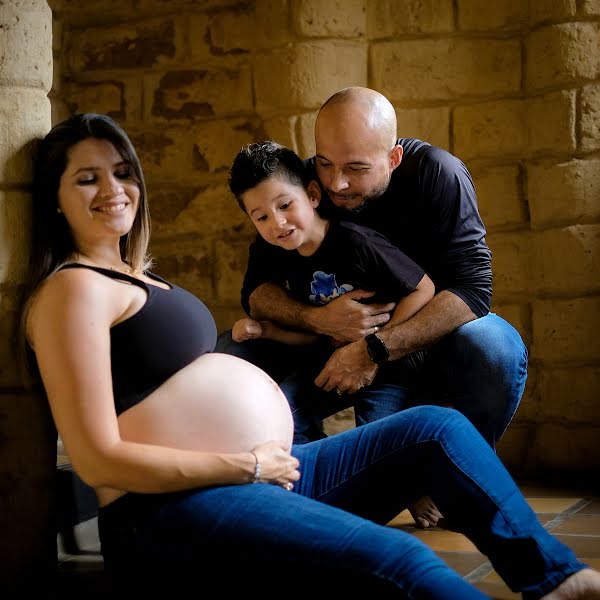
[0,136,58,589]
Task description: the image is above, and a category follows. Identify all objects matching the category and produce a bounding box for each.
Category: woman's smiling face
[57,137,140,245]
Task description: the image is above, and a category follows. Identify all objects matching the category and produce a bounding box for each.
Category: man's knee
[431,314,528,445]
[453,313,528,373]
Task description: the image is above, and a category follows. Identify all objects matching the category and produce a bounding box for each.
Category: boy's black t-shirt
[265,220,424,308]
[241,138,492,318]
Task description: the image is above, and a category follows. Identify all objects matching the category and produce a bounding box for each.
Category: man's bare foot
[542,568,600,599]
[408,495,443,528]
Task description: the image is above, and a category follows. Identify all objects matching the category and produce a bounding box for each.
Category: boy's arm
[385,273,435,329]
[232,317,319,346]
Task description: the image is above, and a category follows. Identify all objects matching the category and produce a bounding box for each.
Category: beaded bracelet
[250,451,261,483]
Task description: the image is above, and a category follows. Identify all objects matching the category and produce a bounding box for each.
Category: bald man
[218,87,528,525]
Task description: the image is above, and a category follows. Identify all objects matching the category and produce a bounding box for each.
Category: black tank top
[59,264,217,415]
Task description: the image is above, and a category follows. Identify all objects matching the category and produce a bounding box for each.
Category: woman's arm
[28,271,298,494]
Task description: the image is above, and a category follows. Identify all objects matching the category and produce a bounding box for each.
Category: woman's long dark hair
[19,113,152,384]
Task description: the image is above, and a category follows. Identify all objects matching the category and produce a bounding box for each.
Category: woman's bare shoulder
[27,267,119,344]
[33,266,109,308]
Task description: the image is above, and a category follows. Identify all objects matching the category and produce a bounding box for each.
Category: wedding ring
[285,482,293,491]
[335,387,343,396]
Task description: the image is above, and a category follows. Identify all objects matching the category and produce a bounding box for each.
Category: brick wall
[46,0,600,478]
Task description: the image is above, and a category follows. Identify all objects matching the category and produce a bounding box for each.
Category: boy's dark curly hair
[228,141,312,211]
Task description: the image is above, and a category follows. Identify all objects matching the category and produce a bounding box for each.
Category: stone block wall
[0,0,55,588]
[42,0,600,482]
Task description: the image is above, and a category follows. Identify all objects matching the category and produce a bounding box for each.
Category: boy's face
[242,176,322,254]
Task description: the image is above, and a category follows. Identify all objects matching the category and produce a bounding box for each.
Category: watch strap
[365,333,390,365]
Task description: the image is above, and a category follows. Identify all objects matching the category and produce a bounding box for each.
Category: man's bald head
[313,87,403,212]
[317,87,397,150]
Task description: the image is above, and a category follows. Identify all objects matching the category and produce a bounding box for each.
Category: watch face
[366,334,389,364]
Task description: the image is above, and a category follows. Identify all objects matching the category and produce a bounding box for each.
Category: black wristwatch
[365,333,390,365]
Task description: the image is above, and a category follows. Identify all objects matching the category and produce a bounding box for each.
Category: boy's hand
[232,318,264,342]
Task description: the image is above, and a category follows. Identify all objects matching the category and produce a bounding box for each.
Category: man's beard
[350,173,391,215]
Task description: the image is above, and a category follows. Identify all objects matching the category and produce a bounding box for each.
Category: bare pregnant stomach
[118,352,294,452]
[96,353,294,506]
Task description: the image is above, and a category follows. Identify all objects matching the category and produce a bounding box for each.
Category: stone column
[0,0,54,589]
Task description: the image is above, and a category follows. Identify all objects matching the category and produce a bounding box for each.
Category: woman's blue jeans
[98,407,584,598]
[215,313,529,448]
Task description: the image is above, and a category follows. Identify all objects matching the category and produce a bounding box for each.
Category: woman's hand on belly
[250,441,300,487]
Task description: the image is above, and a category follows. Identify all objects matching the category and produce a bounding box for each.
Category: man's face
[314,109,401,212]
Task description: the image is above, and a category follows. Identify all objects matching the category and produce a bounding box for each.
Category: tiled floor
[388,481,600,599]
[57,480,600,598]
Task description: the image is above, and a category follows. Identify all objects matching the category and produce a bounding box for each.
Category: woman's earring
[56,207,62,213]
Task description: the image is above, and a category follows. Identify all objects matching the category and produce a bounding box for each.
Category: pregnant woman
[21,113,600,598]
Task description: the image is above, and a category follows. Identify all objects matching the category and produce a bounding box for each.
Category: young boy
[228,141,435,443]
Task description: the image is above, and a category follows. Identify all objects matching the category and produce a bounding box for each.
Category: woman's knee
[408,404,464,421]
[393,405,472,441]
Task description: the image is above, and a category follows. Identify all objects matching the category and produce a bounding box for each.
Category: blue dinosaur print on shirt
[309,271,353,305]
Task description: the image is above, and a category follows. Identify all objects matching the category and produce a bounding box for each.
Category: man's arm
[382,290,475,360]
[248,283,395,342]
[314,290,475,394]
[247,283,304,323]
[421,146,492,318]
[373,144,487,352]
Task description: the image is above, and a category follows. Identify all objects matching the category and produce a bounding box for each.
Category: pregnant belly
[117,353,294,453]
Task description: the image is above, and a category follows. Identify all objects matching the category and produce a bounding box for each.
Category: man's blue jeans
[215,313,529,448]
[98,407,584,597]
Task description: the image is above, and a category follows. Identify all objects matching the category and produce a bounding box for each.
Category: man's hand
[309,290,395,343]
[314,339,378,394]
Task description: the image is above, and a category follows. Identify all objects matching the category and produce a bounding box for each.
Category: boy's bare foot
[408,495,443,528]
[541,568,600,599]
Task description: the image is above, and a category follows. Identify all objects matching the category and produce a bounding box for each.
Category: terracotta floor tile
[436,551,488,576]
[387,509,415,527]
[472,580,521,599]
[554,534,600,558]
[518,481,597,497]
[584,557,600,569]
[482,559,600,593]
[576,499,600,515]
[527,497,582,514]
[482,569,504,584]
[551,514,600,535]
[537,514,554,524]
[411,529,478,552]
